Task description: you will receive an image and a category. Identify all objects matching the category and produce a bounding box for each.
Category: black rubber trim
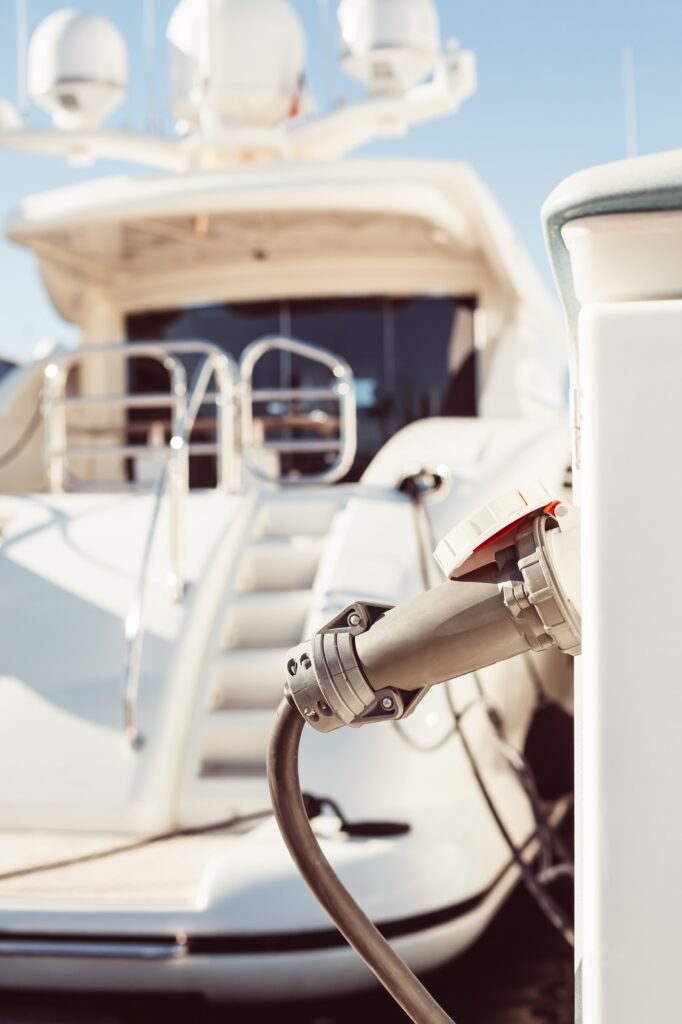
[0,933,181,948]
[0,832,536,957]
[188,883,489,954]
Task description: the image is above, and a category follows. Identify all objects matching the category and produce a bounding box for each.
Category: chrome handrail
[42,337,356,748]
[43,344,186,493]
[239,335,357,485]
[42,341,240,494]
[122,348,238,748]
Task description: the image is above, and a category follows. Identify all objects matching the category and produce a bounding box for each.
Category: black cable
[470,670,574,872]
[268,699,456,1024]
[392,697,480,753]
[392,721,457,753]
[0,404,41,469]
[0,809,272,883]
[406,485,574,944]
[443,686,574,947]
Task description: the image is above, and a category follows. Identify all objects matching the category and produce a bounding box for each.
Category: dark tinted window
[0,359,17,383]
[127,295,476,484]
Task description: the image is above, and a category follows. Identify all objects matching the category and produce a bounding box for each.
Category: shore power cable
[400,470,574,946]
[268,701,454,1024]
[267,486,580,1023]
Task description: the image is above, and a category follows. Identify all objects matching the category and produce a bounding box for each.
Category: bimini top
[7,159,557,327]
[544,148,682,335]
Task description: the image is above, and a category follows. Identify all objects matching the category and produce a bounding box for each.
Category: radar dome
[167,0,306,132]
[338,0,440,94]
[28,9,128,131]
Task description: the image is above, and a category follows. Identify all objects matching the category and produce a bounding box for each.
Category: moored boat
[0,0,573,999]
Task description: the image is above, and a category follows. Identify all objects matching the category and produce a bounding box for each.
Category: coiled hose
[267,698,455,1024]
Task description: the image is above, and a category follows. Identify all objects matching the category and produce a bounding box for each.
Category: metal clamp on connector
[507,508,581,657]
[285,602,427,734]
[284,489,581,737]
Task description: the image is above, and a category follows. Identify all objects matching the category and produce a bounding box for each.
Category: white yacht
[0,0,573,1001]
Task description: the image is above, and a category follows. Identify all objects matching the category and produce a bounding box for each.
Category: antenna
[16,0,28,118]
[317,0,336,113]
[199,0,218,138]
[622,46,639,159]
[206,0,218,133]
[144,0,159,133]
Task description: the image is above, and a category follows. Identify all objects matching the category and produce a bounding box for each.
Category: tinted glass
[127,295,476,484]
[0,359,16,383]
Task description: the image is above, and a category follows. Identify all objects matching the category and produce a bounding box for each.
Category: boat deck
[0,823,260,909]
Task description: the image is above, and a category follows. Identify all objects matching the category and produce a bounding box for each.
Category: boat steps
[234,536,324,592]
[179,493,345,824]
[252,497,343,539]
[220,589,312,650]
[209,648,290,710]
[200,709,275,770]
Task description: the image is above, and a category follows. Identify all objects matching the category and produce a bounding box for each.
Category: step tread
[229,589,313,606]
[220,590,312,650]
[215,646,292,665]
[200,761,268,779]
[200,708,274,767]
[204,707,276,725]
[249,535,325,550]
[254,498,344,539]
[235,536,324,593]
[209,648,287,711]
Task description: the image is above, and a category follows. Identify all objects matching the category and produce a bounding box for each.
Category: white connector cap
[434,480,558,580]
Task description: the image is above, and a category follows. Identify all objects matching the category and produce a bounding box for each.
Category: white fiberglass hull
[0,415,572,999]
[0,800,567,1001]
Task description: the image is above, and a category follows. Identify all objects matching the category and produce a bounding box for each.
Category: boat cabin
[1,159,565,494]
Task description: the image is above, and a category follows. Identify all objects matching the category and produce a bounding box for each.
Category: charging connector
[286,500,580,733]
[269,488,581,1023]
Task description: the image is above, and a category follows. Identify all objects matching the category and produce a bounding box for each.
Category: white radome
[28,9,128,131]
[338,0,440,94]
[167,0,306,131]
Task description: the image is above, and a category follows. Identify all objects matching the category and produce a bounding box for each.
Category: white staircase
[177,492,346,825]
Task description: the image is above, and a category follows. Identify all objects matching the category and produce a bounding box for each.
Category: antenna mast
[16,0,28,118]
[622,46,639,159]
[144,0,159,133]
[317,0,337,114]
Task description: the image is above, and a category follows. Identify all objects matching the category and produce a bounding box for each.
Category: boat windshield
[127,295,476,483]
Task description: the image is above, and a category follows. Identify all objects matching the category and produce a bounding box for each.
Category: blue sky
[1,0,682,359]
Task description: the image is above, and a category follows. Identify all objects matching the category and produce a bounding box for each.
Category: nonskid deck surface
[0,792,571,919]
[0,822,264,909]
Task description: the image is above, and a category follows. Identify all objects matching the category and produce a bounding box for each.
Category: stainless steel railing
[43,341,239,590]
[41,335,356,747]
[240,336,357,485]
[121,348,239,747]
[42,342,238,748]
[43,345,186,494]
[42,341,240,492]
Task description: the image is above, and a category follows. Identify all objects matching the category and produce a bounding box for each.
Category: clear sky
[1,0,681,360]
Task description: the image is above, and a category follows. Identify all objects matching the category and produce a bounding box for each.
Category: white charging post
[545,153,682,1024]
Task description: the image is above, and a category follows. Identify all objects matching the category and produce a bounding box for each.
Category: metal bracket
[285,602,426,733]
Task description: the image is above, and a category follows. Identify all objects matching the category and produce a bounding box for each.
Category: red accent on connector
[472,501,561,557]
[472,516,527,554]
